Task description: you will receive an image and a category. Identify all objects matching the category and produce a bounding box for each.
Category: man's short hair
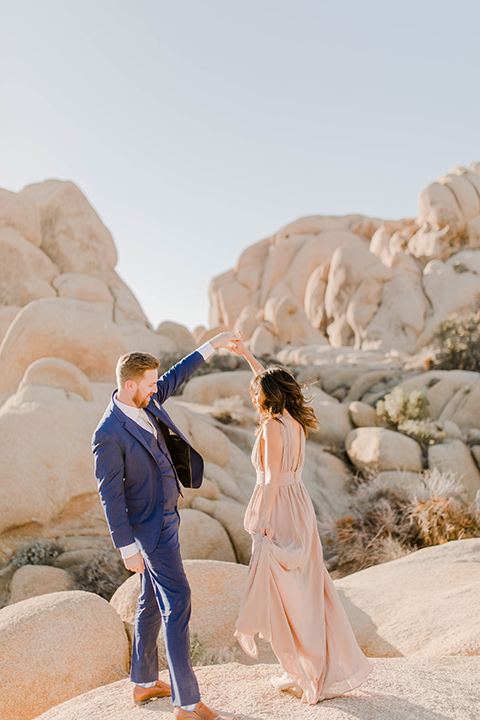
[116,352,160,386]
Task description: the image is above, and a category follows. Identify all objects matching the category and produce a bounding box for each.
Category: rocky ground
[1,541,479,720]
[34,660,480,720]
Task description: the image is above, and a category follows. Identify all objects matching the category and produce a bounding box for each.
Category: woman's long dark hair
[251,365,318,436]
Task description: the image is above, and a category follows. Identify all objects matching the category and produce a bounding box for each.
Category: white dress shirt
[116,341,215,560]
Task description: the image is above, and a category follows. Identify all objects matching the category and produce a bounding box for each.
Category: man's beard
[133,390,150,409]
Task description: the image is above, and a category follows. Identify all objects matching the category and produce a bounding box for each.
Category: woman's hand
[228,334,264,375]
[259,520,274,542]
[228,337,248,356]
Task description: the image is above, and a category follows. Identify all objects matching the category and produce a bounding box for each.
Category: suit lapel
[148,398,189,444]
[111,395,159,460]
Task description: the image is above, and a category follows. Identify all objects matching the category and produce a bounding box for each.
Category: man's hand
[209,330,241,351]
[123,551,145,574]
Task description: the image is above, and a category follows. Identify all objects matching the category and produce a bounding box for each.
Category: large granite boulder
[9,565,75,604]
[21,179,118,276]
[0,590,129,720]
[345,427,423,474]
[178,509,236,562]
[0,297,127,397]
[335,538,480,657]
[0,370,105,534]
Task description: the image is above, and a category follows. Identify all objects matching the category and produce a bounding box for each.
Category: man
[92,331,239,720]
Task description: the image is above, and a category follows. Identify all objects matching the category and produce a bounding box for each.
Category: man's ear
[125,379,136,392]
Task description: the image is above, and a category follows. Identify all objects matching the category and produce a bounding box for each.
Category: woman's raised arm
[228,338,264,376]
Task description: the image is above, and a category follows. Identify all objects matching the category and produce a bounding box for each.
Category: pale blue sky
[1,0,479,330]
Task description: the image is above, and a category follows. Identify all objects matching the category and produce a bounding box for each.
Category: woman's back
[252,411,305,478]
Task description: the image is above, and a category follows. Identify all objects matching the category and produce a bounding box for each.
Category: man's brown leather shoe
[133,679,172,706]
[173,700,236,720]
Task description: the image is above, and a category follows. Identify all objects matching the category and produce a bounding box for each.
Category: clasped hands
[209,330,242,351]
[208,329,248,357]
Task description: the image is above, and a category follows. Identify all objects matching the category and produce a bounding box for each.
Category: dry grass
[190,631,236,666]
[11,540,62,568]
[70,552,130,601]
[412,495,480,546]
[331,473,480,576]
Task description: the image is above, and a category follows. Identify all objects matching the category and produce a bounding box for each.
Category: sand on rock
[34,659,480,720]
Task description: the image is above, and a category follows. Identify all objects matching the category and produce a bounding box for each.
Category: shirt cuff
[197,341,215,360]
[119,542,140,559]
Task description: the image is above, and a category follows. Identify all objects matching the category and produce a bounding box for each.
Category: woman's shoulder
[258,413,285,438]
[260,412,284,426]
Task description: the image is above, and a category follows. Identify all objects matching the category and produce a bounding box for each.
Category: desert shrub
[70,553,130,601]
[331,471,480,576]
[376,386,429,426]
[412,467,465,501]
[432,310,480,372]
[333,481,420,574]
[411,495,480,546]
[397,419,445,445]
[376,387,445,446]
[12,540,62,568]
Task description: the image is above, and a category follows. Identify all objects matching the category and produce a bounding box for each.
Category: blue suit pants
[130,511,200,708]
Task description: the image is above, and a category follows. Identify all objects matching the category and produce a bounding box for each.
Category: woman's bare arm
[228,338,264,376]
[259,418,283,539]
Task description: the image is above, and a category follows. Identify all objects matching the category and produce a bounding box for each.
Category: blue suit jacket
[92,350,205,553]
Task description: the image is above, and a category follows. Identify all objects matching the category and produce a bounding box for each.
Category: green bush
[376,387,444,446]
[376,386,429,426]
[432,310,480,372]
[397,419,445,446]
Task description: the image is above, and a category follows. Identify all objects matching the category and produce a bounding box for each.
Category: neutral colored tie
[137,408,158,439]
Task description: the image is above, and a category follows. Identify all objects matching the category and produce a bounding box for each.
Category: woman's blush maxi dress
[234,415,372,705]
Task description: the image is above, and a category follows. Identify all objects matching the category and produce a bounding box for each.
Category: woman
[229,339,372,705]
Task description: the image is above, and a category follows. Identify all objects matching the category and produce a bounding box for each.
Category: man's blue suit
[92,350,206,707]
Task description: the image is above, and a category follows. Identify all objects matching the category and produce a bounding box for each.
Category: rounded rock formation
[345,427,423,474]
[17,357,94,401]
[0,297,127,396]
[0,590,129,720]
[9,565,75,604]
[335,538,480,658]
[0,383,105,534]
[178,509,236,562]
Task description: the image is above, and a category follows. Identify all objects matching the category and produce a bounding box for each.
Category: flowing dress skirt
[235,418,372,705]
